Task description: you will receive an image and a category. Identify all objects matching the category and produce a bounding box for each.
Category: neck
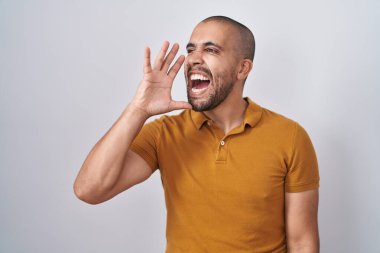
[203,89,248,134]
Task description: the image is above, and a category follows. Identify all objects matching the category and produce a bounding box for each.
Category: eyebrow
[186,41,224,50]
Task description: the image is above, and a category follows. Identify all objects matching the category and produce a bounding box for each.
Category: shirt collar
[190,97,263,130]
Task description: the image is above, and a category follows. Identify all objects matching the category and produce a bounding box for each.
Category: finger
[161,43,179,72]
[169,100,193,111]
[153,41,170,70]
[167,55,185,80]
[143,47,152,74]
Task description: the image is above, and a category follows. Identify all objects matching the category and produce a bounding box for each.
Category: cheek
[183,63,190,80]
[183,61,189,73]
[184,56,190,65]
[206,58,227,75]
[210,65,231,81]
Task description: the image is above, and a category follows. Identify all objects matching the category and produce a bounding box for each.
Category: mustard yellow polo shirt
[130,97,320,253]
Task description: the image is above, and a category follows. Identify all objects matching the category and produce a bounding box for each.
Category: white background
[1,0,379,252]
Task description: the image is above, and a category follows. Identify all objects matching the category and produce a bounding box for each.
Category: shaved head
[200,16,255,62]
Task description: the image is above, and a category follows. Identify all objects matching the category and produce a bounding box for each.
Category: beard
[186,70,235,112]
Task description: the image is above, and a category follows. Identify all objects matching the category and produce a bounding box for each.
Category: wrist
[126,102,150,121]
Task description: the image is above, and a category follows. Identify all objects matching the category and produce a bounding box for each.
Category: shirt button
[220,140,225,146]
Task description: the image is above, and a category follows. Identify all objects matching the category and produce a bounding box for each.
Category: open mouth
[190,73,211,94]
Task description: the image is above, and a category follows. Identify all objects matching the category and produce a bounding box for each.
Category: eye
[205,47,219,54]
[186,48,194,54]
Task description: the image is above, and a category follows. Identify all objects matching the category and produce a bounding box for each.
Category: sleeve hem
[129,144,158,173]
[285,180,319,193]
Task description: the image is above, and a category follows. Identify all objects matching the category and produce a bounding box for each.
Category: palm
[132,41,191,117]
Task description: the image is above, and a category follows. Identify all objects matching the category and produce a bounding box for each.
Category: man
[74,16,320,253]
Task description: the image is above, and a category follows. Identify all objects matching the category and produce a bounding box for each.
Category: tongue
[194,80,210,89]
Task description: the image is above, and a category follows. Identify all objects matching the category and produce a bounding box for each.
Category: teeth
[190,74,209,81]
[192,86,208,93]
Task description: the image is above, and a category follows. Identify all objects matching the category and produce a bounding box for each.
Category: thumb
[169,100,193,111]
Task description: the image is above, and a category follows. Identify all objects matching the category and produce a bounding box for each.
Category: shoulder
[259,105,299,132]
[258,105,315,149]
[254,104,314,149]
[147,109,193,129]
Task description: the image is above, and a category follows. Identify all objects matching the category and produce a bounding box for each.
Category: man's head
[184,16,255,112]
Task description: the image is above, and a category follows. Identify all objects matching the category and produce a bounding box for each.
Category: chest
[158,129,288,206]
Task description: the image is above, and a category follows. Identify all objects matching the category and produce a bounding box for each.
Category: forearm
[73,103,148,202]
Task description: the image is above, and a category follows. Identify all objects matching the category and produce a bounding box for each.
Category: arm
[285,189,320,253]
[73,41,191,204]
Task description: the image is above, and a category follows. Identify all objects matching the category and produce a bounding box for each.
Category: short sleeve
[285,122,320,192]
[129,118,161,173]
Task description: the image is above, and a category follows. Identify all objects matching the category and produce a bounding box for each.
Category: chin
[191,105,206,112]
[188,97,218,112]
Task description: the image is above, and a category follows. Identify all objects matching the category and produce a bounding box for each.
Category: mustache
[187,66,212,77]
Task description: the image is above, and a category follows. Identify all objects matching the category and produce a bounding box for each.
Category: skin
[73,20,319,252]
[286,189,320,253]
[184,21,252,133]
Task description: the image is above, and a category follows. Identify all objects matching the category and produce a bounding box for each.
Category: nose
[186,50,204,66]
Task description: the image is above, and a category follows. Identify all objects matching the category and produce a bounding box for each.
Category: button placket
[216,138,228,162]
[205,121,229,163]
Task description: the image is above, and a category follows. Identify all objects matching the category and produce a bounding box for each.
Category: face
[184,22,240,112]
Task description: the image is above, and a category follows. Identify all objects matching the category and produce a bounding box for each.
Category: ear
[237,59,253,81]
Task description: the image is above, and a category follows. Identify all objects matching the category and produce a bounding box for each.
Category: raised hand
[131,41,192,118]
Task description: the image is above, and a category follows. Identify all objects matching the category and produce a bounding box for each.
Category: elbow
[73,180,104,205]
[287,236,320,253]
[287,244,320,253]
